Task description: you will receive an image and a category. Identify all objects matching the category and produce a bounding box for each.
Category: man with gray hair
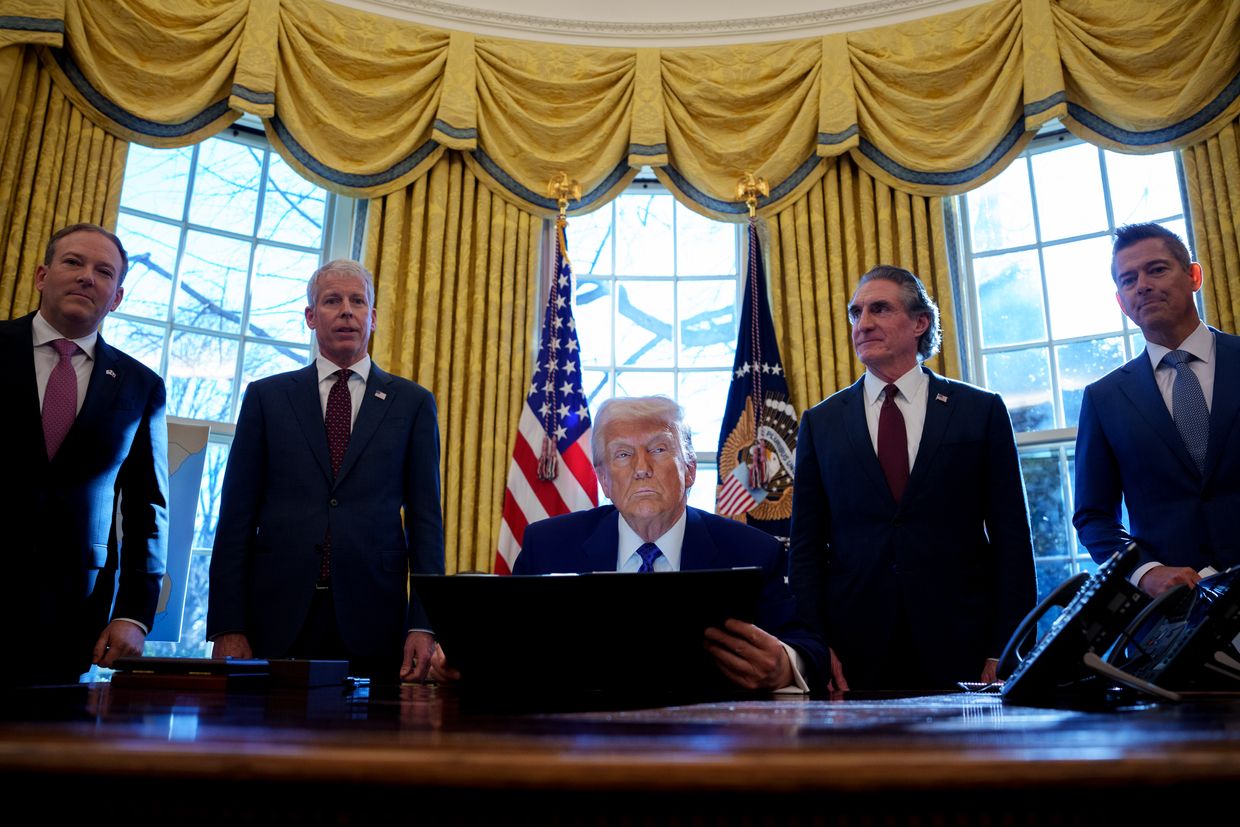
[208,259,444,682]
[511,395,828,693]
[789,265,1035,691]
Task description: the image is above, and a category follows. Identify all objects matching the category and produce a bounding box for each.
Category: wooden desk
[2,683,1237,824]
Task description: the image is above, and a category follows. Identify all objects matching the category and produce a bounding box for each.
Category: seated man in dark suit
[433,396,827,692]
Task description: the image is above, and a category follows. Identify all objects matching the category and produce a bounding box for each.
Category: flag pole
[537,173,583,481]
[735,173,770,490]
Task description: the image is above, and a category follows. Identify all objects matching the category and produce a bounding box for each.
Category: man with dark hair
[1074,223,1240,596]
[0,222,168,683]
[790,265,1035,691]
[208,259,444,682]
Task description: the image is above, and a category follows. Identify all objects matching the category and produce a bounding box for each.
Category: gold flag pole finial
[546,172,582,228]
[736,172,769,220]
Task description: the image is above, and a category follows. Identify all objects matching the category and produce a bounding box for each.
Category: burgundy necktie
[320,369,352,585]
[877,383,909,502]
[43,338,80,460]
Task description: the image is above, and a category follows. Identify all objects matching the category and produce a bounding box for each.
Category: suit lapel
[906,369,955,498]
[1115,354,1199,478]
[288,364,334,482]
[680,507,721,571]
[582,507,622,572]
[1206,330,1240,482]
[334,364,393,486]
[841,377,892,503]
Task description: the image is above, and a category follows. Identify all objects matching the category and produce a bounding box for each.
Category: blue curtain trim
[858,118,1024,187]
[628,143,668,156]
[661,152,822,215]
[433,119,477,140]
[471,148,631,211]
[270,116,440,188]
[1066,70,1240,146]
[818,124,859,146]
[230,84,274,106]
[0,16,63,34]
[1023,91,1066,118]
[54,50,230,138]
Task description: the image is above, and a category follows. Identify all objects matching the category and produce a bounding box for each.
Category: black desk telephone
[998,544,1240,705]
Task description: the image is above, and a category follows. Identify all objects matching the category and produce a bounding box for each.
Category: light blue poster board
[147,421,209,642]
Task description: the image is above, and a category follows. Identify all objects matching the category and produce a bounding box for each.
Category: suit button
[330,498,339,507]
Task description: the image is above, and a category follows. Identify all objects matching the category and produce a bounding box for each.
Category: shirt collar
[1146,322,1213,371]
[315,353,371,384]
[32,310,98,360]
[863,363,928,406]
[617,507,688,571]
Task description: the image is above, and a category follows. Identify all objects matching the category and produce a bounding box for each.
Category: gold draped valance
[3,0,1238,218]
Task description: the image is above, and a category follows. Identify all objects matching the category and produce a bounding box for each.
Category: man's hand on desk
[211,632,253,660]
[980,658,999,685]
[703,619,793,691]
[92,620,146,668]
[828,647,850,693]
[1138,565,1201,597]
[428,644,461,684]
[400,631,436,682]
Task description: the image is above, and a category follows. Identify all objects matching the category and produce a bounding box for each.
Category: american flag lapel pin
[375,391,387,400]
[935,393,948,404]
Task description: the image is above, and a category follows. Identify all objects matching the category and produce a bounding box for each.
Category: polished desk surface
[3,681,1240,795]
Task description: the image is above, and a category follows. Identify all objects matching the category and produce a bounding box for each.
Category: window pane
[574,278,612,367]
[115,214,179,322]
[1105,150,1183,226]
[984,347,1053,431]
[249,245,317,343]
[194,441,230,549]
[614,370,674,398]
[1035,557,1075,597]
[259,153,327,246]
[687,462,718,513]
[1057,337,1125,427]
[966,160,1035,252]
[188,138,263,234]
[176,231,251,333]
[241,341,309,403]
[1032,143,1107,241]
[569,206,614,276]
[973,250,1046,347]
[582,368,611,408]
[119,143,192,219]
[615,193,673,275]
[615,281,674,367]
[166,331,238,421]
[1020,447,1069,559]
[678,371,731,451]
[101,316,164,373]
[144,552,211,657]
[1043,236,1125,339]
[678,279,736,367]
[676,202,737,276]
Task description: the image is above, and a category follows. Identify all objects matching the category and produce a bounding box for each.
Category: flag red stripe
[561,438,599,507]
[500,490,529,549]
[511,428,572,517]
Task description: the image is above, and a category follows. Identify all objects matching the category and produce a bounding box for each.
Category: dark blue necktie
[635,542,663,573]
[1162,349,1208,473]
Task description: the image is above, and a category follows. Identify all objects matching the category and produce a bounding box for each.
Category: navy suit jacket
[1073,328,1240,573]
[789,368,1036,689]
[514,505,829,689]
[207,362,444,659]
[0,312,168,682]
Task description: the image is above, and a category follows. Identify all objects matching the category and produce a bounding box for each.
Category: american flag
[496,222,598,574]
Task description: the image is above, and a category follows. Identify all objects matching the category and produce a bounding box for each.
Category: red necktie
[320,369,352,584]
[43,338,80,460]
[877,383,909,502]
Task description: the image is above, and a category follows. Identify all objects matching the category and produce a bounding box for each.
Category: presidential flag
[496,221,598,574]
[716,220,797,540]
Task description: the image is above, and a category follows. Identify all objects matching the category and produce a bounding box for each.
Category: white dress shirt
[613,507,808,693]
[862,363,929,471]
[315,353,371,427]
[32,311,97,413]
[1132,322,1219,585]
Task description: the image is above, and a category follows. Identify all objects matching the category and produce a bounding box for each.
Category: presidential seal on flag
[717,392,797,521]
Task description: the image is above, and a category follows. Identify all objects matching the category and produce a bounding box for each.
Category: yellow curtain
[767,154,956,412]
[1183,116,1240,334]
[365,152,539,574]
[5,0,1237,216]
[0,45,126,319]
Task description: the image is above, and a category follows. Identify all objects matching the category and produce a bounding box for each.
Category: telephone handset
[1001,544,1155,705]
[1105,564,1240,691]
[996,572,1089,681]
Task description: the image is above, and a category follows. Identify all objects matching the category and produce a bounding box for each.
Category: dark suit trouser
[286,588,402,683]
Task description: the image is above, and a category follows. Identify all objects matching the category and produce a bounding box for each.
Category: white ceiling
[337,0,991,45]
